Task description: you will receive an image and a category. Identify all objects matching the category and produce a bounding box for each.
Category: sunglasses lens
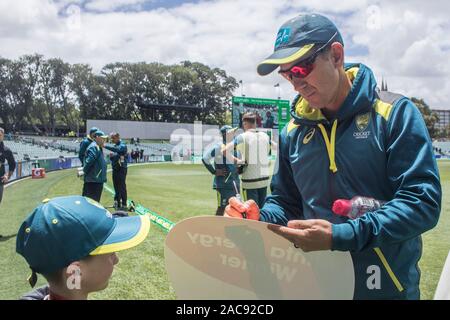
[290,65,313,78]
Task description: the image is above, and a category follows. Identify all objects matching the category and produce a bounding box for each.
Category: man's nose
[292,79,309,92]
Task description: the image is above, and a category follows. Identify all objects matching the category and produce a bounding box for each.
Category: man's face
[0,131,3,142]
[79,253,119,293]
[225,130,236,143]
[111,136,120,144]
[95,136,105,146]
[279,43,342,109]
[242,120,255,131]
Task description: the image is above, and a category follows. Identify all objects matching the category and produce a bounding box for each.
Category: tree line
[0,54,238,135]
[0,54,446,139]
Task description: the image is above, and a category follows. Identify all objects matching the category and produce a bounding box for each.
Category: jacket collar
[290,63,378,125]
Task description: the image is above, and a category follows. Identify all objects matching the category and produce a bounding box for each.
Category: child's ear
[66,261,82,277]
[65,261,83,290]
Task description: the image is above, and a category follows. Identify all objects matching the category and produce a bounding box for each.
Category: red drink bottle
[332,196,386,219]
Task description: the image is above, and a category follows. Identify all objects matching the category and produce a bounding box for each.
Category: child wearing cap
[16,195,150,300]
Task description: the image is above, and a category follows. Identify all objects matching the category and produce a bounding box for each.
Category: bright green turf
[0,162,449,299]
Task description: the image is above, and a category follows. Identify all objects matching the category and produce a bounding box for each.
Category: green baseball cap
[89,127,99,135]
[16,196,150,278]
[257,13,344,76]
[220,125,237,135]
[94,130,108,138]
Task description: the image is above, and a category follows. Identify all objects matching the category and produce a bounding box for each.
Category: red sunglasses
[278,55,318,80]
[278,32,337,80]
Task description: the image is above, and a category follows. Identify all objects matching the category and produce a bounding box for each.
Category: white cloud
[84,0,150,12]
[342,0,450,108]
[0,0,449,109]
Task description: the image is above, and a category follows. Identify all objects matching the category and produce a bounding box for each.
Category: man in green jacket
[79,127,98,165]
[226,13,441,299]
[82,130,108,202]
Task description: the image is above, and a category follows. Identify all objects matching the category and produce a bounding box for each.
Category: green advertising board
[231,96,290,132]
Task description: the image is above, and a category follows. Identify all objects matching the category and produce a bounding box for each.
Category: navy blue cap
[89,127,99,135]
[257,13,344,76]
[16,196,150,275]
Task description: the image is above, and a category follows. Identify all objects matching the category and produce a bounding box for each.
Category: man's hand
[224,197,260,220]
[215,168,229,177]
[1,175,9,184]
[77,167,84,178]
[268,219,333,252]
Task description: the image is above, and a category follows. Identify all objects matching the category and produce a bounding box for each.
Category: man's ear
[330,42,344,67]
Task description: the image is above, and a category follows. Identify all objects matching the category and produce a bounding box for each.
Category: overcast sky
[0,0,449,109]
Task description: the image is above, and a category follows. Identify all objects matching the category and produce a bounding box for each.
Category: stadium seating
[4,139,76,161]
[433,141,450,156]
[132,142,175,156]
[4,137,176,161]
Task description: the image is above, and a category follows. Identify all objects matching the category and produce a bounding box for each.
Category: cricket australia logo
[354,113,371,139]
[275,28,291,49]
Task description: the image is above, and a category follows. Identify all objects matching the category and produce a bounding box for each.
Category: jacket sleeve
[202,146,216,175]
[105,143,127,156]
[332,99,442,252]
[6,148,16,173]
[83,146,98,174]
[259,126,304,226]
[78,141,86,163]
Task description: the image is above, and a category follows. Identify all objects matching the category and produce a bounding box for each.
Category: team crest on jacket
[354,112,371,139]
[356,112,370,131]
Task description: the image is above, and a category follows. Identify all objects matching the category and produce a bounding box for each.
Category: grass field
[0,162,449,300]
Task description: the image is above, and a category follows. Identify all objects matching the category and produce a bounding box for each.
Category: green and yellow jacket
[261,63,441,300]
[83,142,107,184]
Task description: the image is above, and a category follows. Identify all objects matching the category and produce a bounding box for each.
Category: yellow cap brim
[90,215,150,255]
[257,44,316,76]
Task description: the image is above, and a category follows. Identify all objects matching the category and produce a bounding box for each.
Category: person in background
[79,127,98,165]
[202,126,240,216]
[105,133,128,210]
[82,131,108,202]
[0,127,16,238]
[264,111,275,129]
[223,113,271,208]
[255,112,263,127]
